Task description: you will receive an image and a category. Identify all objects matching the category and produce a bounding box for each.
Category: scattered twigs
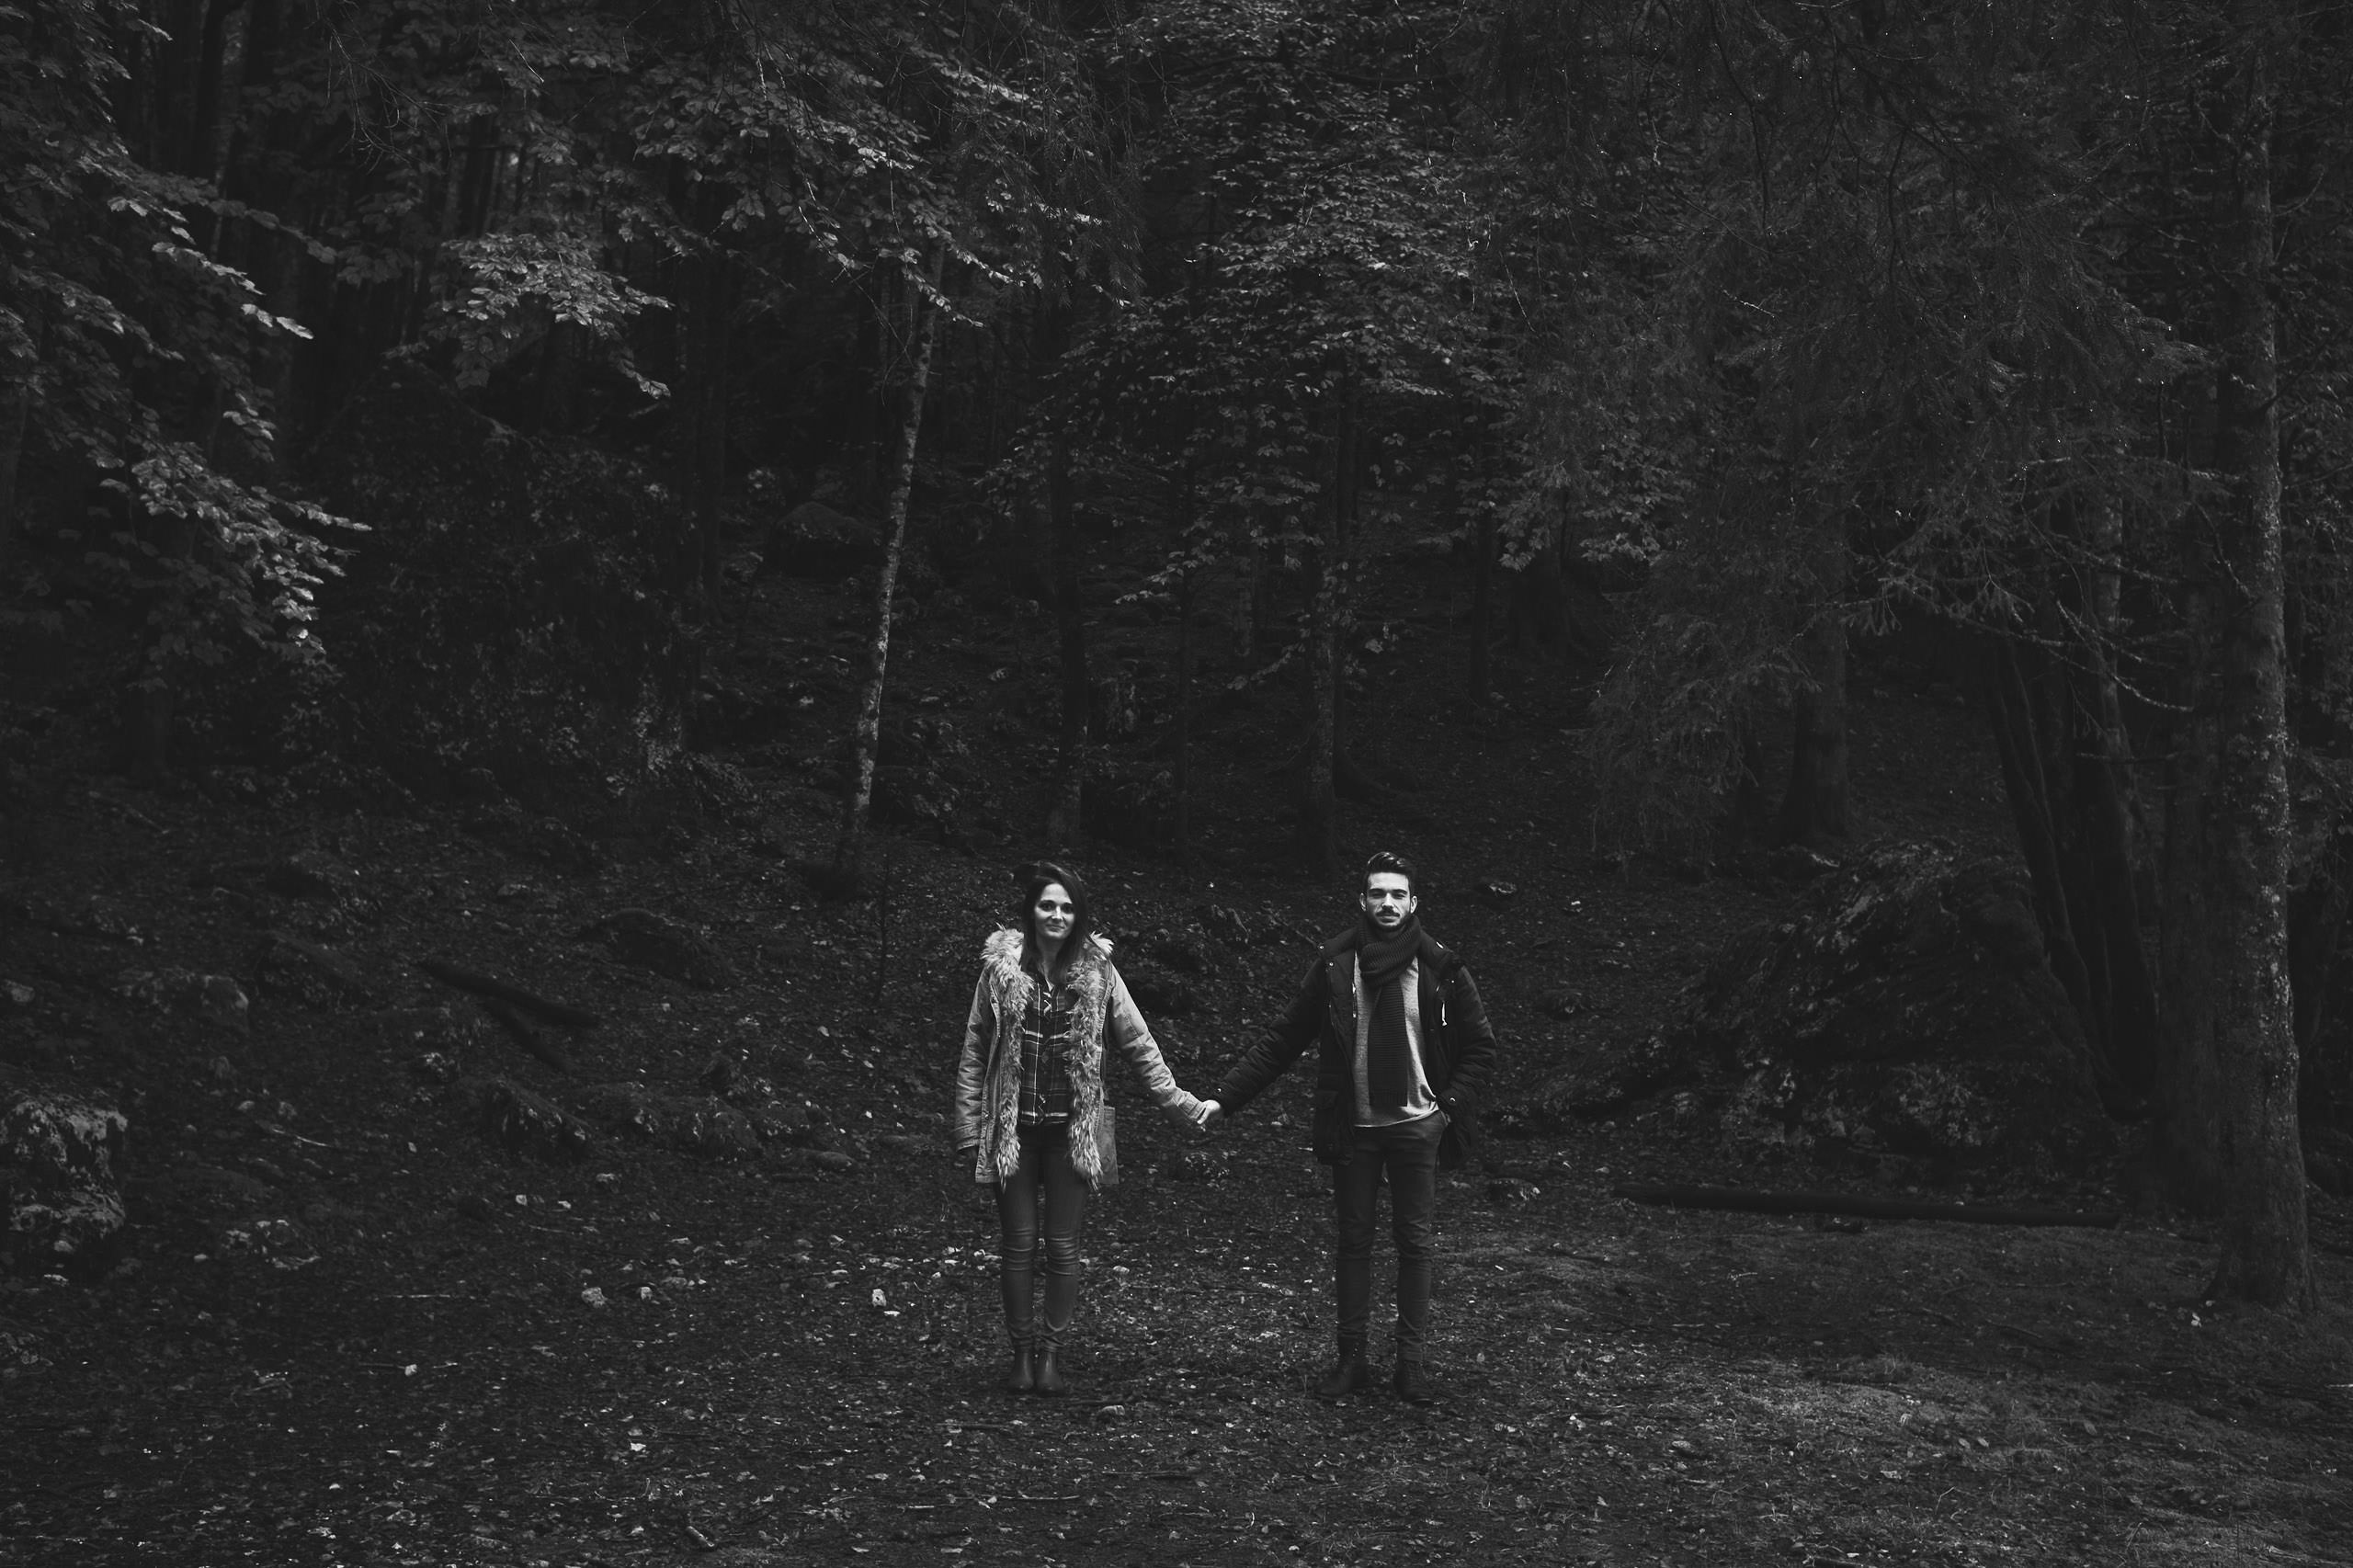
[1612,1182,2121,1229]
[252,1120,345,1153]
[482,996,574,1074]
[415,957,600,1028]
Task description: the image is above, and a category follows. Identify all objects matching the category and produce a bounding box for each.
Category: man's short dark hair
[1362,851,1415,893]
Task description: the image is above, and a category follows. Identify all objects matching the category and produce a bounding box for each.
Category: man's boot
[1313,1343,1370,1400]
[1003,1335,1036,1396]
[1392,1359,1434,1405]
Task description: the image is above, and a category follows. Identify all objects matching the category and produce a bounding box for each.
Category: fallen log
[414,958,600,1028]
[482,997,574,1075]
[1612,1182,2121,1229]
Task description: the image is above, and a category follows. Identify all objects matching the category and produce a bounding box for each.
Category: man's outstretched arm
[1209,953,1328,1117]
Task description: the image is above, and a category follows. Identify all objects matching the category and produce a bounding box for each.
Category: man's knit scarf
[1351,912,1424,1108]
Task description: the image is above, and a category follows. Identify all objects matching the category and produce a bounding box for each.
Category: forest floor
[4,552,2352,1568]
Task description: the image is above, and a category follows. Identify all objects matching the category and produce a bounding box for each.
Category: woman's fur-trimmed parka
[952,927,1202,1189]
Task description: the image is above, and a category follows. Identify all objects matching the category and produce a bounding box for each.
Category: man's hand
[1194,1099,1222,1130]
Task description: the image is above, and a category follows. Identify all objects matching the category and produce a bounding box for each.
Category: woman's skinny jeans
[995,1121,1089,1350]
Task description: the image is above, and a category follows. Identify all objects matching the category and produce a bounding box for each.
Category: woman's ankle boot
[1033,1331,1070,1396]
[1003,1337,1036,1395]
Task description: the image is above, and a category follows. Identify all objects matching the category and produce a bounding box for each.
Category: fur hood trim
[973,927,1117,1187]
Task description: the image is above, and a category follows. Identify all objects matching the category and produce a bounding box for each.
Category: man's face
[1361,871,1416,930]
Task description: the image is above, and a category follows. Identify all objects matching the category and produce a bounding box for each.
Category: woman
[952,861,1206,1395]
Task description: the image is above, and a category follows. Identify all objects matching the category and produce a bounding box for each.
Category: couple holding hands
[950,853,1500,1404]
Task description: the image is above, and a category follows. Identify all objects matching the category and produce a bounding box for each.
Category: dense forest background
[6,0,2353,1318]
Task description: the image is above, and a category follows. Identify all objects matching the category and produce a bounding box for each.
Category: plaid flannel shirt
[1016,970,1074,1124]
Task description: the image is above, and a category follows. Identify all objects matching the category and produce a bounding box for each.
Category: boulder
[1,1091,130,1274]
[573,1083,761,1160]
[581,908,736,990]
[1518,842,2107,1167]
[462,1076,595,1162]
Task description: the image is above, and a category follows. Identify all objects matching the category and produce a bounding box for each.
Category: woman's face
[1031,882,1075,945]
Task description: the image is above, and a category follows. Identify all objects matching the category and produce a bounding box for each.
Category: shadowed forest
[3,2,2353,1565]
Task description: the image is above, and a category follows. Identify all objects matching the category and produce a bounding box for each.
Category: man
[1196,851,1498,1403]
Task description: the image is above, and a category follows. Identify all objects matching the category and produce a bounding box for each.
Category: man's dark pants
[1332,1112,1442,1364]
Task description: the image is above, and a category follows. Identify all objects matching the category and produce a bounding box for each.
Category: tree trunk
[2073,501,2161,1102]
[1044,434,1087,847]
[831,259,942,889]
[696,256,733,609]
[1175,559,1196,866]
[1296,407,1347,875]
[1776,534,1851,845]
[2157,0,2310,1307]
[0,310,31,565]
[187,0,242,181]
[1469,498,1495,702]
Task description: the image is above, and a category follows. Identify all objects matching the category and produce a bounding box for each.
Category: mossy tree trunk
[2157,0,2311,1308]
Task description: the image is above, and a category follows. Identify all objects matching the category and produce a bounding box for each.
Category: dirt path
[6,1088,2349,1566]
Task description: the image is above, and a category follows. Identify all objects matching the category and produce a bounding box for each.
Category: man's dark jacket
[1213,928,1500,1169]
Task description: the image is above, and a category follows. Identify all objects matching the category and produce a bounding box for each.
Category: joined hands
[1192,1098,1222,1131]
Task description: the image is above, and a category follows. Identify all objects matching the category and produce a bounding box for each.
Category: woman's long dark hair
[1015,860,1093,982]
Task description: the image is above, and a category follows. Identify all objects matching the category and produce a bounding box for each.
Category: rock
[572,1084,760,1160]
[412,1051,461,1085]
[874,1132,938,1156]
[0,980,32,1012]
[250,933,373,1008]
[761,501,880,579]
[581,908,736,990]
[1163,1148,1226,1183]
[115,969,249,1033]
[263,851,356,901]
[1,1091,130,1274]
[804,1148,855,1174]
[461,1077,595,1162]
